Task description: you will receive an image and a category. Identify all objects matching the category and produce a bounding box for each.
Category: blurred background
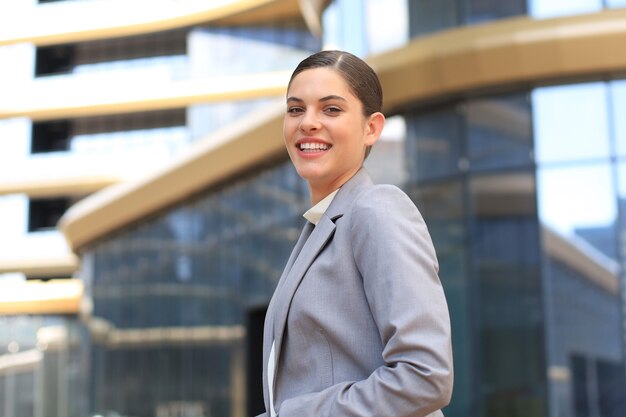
[0,0,625,416]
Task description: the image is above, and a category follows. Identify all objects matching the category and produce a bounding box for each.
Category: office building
[1,1,625,416]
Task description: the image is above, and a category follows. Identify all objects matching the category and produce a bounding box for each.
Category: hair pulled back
[287,50,383,117]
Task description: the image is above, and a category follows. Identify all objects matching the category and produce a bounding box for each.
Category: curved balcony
[0,278,83,315]
[0,70,291,122]
[0,231,78,279]
[0,0,307,47]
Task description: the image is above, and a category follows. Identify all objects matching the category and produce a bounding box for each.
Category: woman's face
[283,67,383,198]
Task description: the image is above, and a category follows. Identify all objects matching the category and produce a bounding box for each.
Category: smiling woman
[257,50,454,417]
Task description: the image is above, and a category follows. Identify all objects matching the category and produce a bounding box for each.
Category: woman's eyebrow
[320,95,347,102]
[286,95,347,103]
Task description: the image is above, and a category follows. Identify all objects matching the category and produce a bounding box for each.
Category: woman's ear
[365,112,385,146]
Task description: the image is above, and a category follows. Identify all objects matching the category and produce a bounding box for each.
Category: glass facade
[81,161,309,417]
[404,80,626,417]
[405,93,545,417]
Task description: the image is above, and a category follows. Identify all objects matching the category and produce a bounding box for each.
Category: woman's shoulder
[349,182,419,221]
[354,182,414,208]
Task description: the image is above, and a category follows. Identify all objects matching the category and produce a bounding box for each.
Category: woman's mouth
[297,142,331,153]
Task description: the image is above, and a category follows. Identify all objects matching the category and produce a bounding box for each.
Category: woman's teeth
[299,142,330,152]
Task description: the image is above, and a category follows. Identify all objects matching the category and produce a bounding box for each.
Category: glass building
[1,1,626,417]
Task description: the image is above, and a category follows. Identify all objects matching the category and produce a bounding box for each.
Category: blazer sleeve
[277,185,453,417]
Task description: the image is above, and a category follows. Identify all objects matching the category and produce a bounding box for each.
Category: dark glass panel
[31,120,70,153]
[462,0,526,24]
[405,107,463,182]
[466,94,533,171]
[406,179,473,417]
[596,358,626,417]
[468,172,546,417]
[35,45,75,76]
[570,355,590,417]
[408,0,459,37]
[246,306,267,416]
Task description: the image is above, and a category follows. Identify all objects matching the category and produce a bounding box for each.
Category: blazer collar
[325,167,374,221]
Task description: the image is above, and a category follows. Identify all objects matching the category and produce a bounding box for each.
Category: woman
[259,50,453,417]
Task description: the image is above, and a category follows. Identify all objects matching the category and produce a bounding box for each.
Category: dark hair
[287,50,383,117]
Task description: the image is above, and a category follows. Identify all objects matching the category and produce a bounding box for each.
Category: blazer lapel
[263,220,314,407]
[271,215,336,359]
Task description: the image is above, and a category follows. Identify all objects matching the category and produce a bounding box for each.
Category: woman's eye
[325,106,341,114]
[287,107,304,114]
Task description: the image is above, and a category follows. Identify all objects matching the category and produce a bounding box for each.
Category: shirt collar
[303,189,339,225]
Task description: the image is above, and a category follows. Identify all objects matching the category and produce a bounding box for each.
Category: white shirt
[268,189,340,417]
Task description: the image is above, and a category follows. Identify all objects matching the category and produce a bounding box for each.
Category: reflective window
[466,94,533,171]
[612,80,626,157]
[323,0,368,56]
[533,83,611,164]
[608,0,626,7]
[365,0,409,54]
[618,162,626,273]
[529,0,603,18]
[537,164,617,245]
[407,0,525,37]
[189,24,319,77]
[408,0,459,37]
[463,0,526,24]
[30,110,188,157]
[468,172,545,417]
[405,107,463,182]
[36,29,189,78]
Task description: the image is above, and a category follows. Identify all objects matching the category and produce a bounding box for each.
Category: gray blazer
[259,169,453,417]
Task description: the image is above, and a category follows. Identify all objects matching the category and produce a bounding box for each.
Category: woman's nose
[300,111,321,132]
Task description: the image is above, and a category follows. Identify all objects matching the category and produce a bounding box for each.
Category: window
[408,0,459,37]
[31,121,70,153]
[34,30,188,77]
[462,0,526,24]
[28,198,71,232]
[35,45,75,76]
[529,0,602,18]
[533,83,611,164]
[31,109,186,155]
